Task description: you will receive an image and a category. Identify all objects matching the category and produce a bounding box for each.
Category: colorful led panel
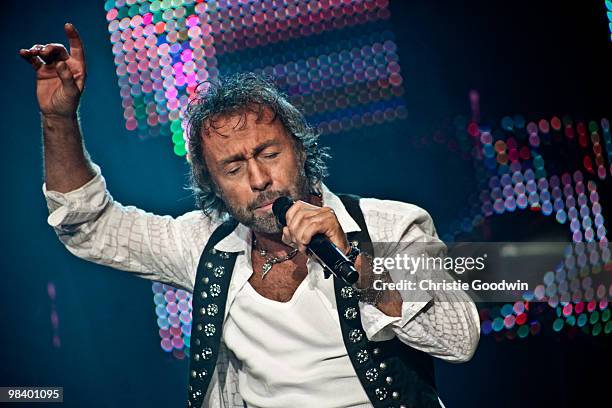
[152,282,192,358]
[437,114,611,340]
[105,0,406,157]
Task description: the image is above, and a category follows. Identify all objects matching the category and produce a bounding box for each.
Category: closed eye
[226,167,241,176]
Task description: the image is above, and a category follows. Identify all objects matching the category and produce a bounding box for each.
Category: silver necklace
[253,237,299,279]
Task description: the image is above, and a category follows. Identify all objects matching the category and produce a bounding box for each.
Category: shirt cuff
[42,163,110,227]
[360,290,432,341]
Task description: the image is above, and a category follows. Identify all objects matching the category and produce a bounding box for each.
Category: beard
[218,170,312,234]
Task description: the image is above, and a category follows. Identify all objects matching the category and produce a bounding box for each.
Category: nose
[247,160,271,192]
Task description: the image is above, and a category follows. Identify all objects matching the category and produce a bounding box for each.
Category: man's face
[202,107,311,234]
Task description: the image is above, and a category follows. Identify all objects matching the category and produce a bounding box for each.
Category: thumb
[55,61,79,96]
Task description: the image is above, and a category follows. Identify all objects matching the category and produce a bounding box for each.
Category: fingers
[38,43,70,64]
[19,22,84,71]
[19,48,43,71]
[55,61,79,97]
[284,201,316,251]
[284,200,318,227]
[20,43,69,66]
[293,211,335,250]
[285,201,347,253]
[64,23,85,63]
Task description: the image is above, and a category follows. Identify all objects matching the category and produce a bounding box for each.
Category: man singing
[21,24,479,408]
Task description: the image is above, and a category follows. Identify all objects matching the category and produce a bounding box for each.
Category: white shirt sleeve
[42,162,217,291]
[358,198,480,362]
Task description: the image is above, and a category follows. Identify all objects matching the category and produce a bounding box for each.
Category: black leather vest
[186,194,440,408]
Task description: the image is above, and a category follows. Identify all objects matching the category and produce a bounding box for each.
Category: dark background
[1,1,611,407]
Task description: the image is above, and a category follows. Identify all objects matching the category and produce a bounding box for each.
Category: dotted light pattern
[105,0,218,153]
[105,0,405,157]
[105,0,406,356]
[152,282,192,359]
[216,21,407,134]
[431,114,612,340]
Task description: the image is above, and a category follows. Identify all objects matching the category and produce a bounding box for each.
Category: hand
[19,23,86,118]
[281,200,350,254]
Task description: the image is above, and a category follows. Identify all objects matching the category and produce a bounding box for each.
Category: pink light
[147,115,158,127]
[587,300,597,312]
[167,98,179,110]
[186,73,198,85]
[134,37,146,50]
[142,81,153,93]
[121,28,132,42]
[133,26,144,39]
[161,338,173,352]
[388,73,403,86]
[166,302,179,315]
[106,8,118,21]
[175,75,186,87]
[168,315,180,327]
[157,43,170,56]
[134,63,147,75]
[130,15,143,28]
[125,118,137,131]
[187,15,199,27]
[171,336,184,349]
[181,49,193,63]
[173,62,184,75]
[126,62,138,74]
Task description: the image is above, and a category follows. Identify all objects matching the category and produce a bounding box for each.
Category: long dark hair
[185,73,330,218]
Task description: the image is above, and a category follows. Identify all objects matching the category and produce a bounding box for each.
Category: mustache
[247,190,291,211]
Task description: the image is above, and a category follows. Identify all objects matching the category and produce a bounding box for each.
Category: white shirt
[225,275,372,408]
[42,163,480,408]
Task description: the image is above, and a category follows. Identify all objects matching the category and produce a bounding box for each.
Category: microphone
[272,197,359,285]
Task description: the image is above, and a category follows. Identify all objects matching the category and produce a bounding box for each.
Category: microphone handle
[307,234,359,285]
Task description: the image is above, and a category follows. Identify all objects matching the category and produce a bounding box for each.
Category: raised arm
[20,24,217,292]
[20,23,95,192]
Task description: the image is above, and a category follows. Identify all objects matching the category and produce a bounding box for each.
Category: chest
[248,252,309,302]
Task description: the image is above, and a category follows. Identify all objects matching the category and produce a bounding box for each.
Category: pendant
[261,262,273,279]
